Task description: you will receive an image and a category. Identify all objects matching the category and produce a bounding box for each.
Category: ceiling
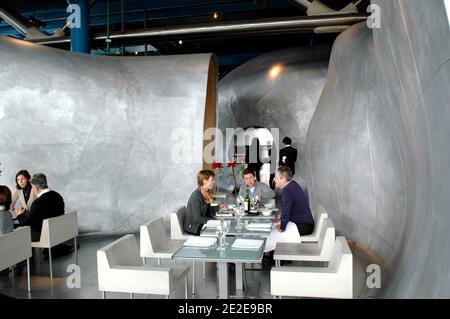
[0,0,370,76]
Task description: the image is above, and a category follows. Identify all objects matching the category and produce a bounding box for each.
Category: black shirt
[18,190,64,235]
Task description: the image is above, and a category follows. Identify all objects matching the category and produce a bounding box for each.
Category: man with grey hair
[264,166,314,260]
[17,173,64,241]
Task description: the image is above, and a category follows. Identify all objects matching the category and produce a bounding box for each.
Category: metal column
[68,0,89,53]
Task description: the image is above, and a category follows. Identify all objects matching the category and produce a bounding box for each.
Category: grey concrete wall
[217,46,330,187]
[0,36,215,235]
[307,0,450,297]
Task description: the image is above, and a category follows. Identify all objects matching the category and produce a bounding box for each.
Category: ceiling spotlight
[268,64,283,80]
[178,40,183,45]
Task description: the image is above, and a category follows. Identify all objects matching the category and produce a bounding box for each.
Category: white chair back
[140,217,169,256]
[99,234,142,268]
[300,209,328,242]
[170,206,188,240]
[317,218,335,254]
[0,226,32,271]
[329,236,352,272]
[38,212,78,247]
[313,205,328,221]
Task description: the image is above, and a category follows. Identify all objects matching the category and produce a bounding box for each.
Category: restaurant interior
[1,0,450,300]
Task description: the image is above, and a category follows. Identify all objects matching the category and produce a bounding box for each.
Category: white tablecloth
[264,221,301,252]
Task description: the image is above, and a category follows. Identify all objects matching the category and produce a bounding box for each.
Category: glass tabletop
[216,209,277,220]
[201,219,272,238]
[173,237,265,263]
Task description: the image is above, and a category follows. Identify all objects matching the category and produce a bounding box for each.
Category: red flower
[212,162,222,169]
[227,162,236,168]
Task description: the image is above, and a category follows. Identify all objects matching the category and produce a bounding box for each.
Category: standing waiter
[279,137,297,175]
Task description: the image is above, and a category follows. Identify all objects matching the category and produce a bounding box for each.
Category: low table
[173,237,265,299]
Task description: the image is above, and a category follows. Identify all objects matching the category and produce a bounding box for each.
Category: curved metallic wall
[217,46,331,187]
[0,36,217,235]
[307,0,450,297]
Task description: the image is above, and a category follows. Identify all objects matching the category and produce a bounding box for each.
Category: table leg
[235,263,244,290]
[217,262,229,299]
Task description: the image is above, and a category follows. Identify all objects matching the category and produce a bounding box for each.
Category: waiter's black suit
[279,145,298,175]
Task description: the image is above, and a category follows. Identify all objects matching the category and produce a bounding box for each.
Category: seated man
[17,173,64,241]
[264,166,314,254]
[238,168,275,203]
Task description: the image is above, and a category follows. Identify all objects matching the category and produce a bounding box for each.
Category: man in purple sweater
[264,166,315,257]
[273,166,314,236]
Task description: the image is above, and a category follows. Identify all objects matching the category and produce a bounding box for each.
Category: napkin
[232,239,264,250]
[206,220,222,228]
[246,223,272,229]
[183,237,217,247]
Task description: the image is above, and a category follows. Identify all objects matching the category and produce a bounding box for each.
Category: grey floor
[0,235,381,299]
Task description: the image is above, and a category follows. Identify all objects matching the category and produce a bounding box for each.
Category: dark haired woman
[184,170,222,236]
[10,170,36,217]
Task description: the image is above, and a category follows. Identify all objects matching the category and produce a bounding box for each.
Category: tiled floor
[0,235,381,299]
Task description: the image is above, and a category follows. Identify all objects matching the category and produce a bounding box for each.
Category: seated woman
[10,170,36,218]
[0,185,14,235]
[184,170,221,235]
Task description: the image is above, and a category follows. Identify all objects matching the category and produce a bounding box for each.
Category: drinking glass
[216,225,225,250]
[254,195,260,209]
[250,195,257,210]
[216,223,228,250]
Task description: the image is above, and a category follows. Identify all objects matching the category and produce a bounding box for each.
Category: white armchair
[170,205,206,295]
[32,212,78,279]
[170,206,191,240]
[299,207,329,243]
[274,218,335,265]
[140,217,185,265]
[97,234,190,299]
[271,236,353,299]
[0,226,32,292]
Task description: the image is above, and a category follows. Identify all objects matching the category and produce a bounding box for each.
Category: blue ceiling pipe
[68,0,90,53]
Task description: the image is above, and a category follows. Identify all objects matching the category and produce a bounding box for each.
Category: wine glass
[250,195,258,210]
[216,225,225,250]
[254,195,260,209]
[217,220,229,250]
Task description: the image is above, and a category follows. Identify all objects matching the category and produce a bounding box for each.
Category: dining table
[172,236,266,299]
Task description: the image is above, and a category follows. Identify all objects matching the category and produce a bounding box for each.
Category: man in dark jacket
[17,173,64,241]
[279,136,298,176]
[273,166,314,236]
[264,166,314,254]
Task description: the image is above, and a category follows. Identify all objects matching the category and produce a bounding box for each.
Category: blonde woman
[184,170,221,235]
